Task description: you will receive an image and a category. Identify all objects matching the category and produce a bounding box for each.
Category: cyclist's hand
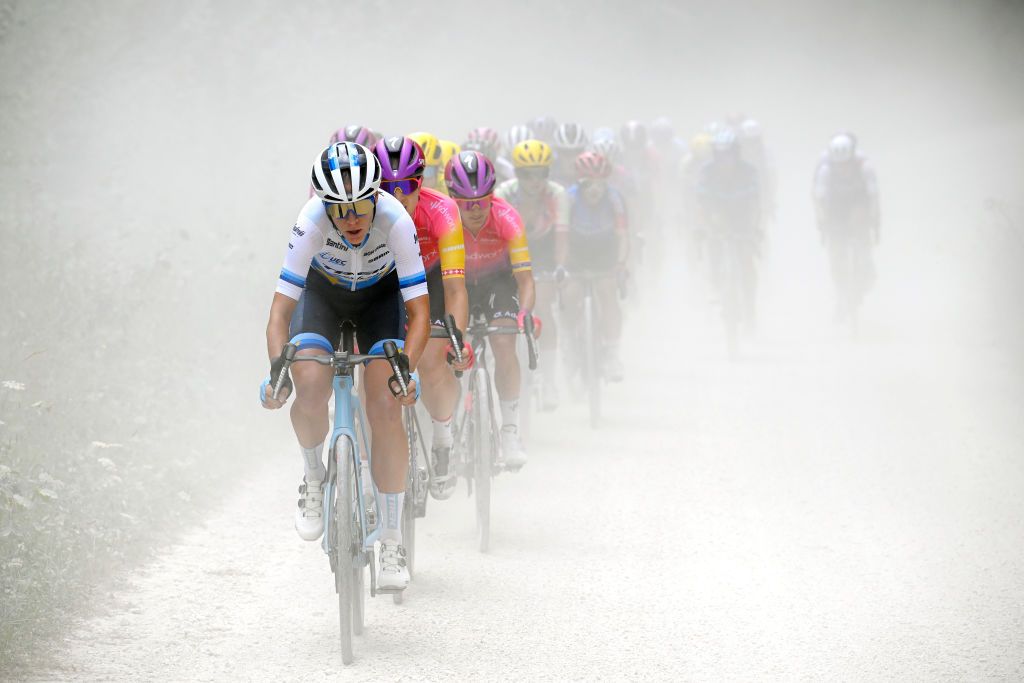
[396,378,417,407]
[553,265,569,284]
[260,355,293,409]
[518,311,542,339]
[447,341,475,372]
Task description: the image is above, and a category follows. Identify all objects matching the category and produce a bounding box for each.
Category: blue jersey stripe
[398,272,427,288]
[279,268,307,288]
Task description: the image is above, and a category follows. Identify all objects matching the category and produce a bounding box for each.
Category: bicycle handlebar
[271,343,401,401]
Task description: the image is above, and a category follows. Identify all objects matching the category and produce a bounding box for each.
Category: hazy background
[1,0,1023,675]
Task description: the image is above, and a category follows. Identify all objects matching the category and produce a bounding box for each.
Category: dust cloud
[1,0,1022,678]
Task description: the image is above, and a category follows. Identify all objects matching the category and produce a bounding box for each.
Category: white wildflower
[2,381,25,391]
[37,488,58,500]
[91,441,124,449]
[177,491,191,503]
[97,457,117,472]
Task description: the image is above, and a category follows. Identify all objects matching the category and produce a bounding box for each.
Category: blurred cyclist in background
[551,122,588,187]
[561,152,629,382]
[678,132,714,268]
[738,118,777,228]
[531,116,558,146]
[813,132,880,325]
[696,128,762,331]
[496,140,569,411]
[436,139,461,197]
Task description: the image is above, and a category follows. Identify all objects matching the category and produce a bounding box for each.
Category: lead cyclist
[260,141,430,592]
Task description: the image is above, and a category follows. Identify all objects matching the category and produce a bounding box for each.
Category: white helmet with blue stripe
[311,142,382,203]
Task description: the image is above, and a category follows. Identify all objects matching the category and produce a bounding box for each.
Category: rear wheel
[473,371,492,553]
[333,436,357,665]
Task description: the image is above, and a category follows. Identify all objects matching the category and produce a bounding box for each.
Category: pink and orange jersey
[463,196,532,282]
[413,187,465,279]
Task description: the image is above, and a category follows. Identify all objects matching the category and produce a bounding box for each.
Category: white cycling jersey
[276,190,428,302]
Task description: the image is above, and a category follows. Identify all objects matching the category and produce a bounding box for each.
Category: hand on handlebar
[260,354,293,409]
[517,309,542,338]
[447,340,475,372]
[553,265,569,285]
[384,348,419,407]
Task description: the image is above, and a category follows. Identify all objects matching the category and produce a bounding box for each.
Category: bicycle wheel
[473,370,492,553]
[333,435,357,665]
[583,291,601,428]
[721,239,740,360]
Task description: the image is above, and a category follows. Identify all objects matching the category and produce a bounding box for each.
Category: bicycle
[707,223,759,359]
[271,322,414,665]
[451,311,537,552]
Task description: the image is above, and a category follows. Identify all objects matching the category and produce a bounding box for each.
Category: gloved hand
[446,339,475,371]
[260,355,292,409]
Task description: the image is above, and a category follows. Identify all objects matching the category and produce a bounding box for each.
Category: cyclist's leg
[418,266,460,462]
[487,273,527,465]
[286,273,342,540]
[594,274,623,376]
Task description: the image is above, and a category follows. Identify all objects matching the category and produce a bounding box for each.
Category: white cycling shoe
[500,426,528,470]
[295,477,324,541]
[376,539,409,591]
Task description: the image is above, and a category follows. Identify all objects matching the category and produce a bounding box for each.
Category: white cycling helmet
[828,134,854,163]
[505,124,535,151]
[712,128,738,153]
[311,142,382,202]
[591,137,621,164]
[553,122,588,150]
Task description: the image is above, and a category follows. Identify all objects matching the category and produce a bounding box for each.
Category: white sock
[377,491,404,543]
[431,415,453,448]
[300,442,326,481]
[500,399,519,431]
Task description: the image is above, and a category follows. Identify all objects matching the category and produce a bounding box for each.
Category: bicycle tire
[333,435,357,664]
[583,292,601,428]
[473,370,492,553]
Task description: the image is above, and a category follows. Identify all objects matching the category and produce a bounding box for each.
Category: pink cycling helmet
[444,151,496,199]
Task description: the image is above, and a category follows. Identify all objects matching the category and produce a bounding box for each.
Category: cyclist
[812,132,880,321]
[696,128,762,330]
[495,140,569,410]
[373,136,472,499]
[261,141,429,591]
[446,151,536,467]
[409,131,443,192]
[678,132,714,267]
[551,122,588,187]
[739,118,777,225]
[560,152,629,381]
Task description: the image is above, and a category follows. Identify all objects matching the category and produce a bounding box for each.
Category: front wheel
[333,435,358,665]
[472,370,492,553]
[583,292,601,428]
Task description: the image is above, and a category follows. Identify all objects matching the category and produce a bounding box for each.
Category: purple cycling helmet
[373,136,426,179]
[330,124,377,147]
[445,151,496,199]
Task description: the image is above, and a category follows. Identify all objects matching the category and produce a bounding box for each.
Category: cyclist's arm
[268,203,327,359]
[437,201,469,330]
[267,293,298,361]
[514,269,536,312]
[388,209,430,367]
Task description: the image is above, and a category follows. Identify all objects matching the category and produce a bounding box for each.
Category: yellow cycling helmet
[438,139,461,169]
[408,131,441,167]
[512,140,553,168]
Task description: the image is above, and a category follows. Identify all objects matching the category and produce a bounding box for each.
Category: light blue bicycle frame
[320,372,382,562]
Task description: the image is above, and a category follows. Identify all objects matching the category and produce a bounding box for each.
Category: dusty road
[37,278,1024,680]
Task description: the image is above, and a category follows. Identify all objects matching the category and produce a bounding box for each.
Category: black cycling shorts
[467,271,520,321]
[289,268,403,352]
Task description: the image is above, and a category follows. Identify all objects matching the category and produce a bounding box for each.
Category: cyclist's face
[516,167,548,197]
[327,195,375,244]
[392,186,421,216]
[457,197,492,232]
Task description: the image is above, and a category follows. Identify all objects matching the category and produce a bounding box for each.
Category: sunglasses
[454,194,493,212]
[325,196,376,220]
[380,177,423,196]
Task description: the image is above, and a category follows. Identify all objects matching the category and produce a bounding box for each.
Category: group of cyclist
[258,115,881,594]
